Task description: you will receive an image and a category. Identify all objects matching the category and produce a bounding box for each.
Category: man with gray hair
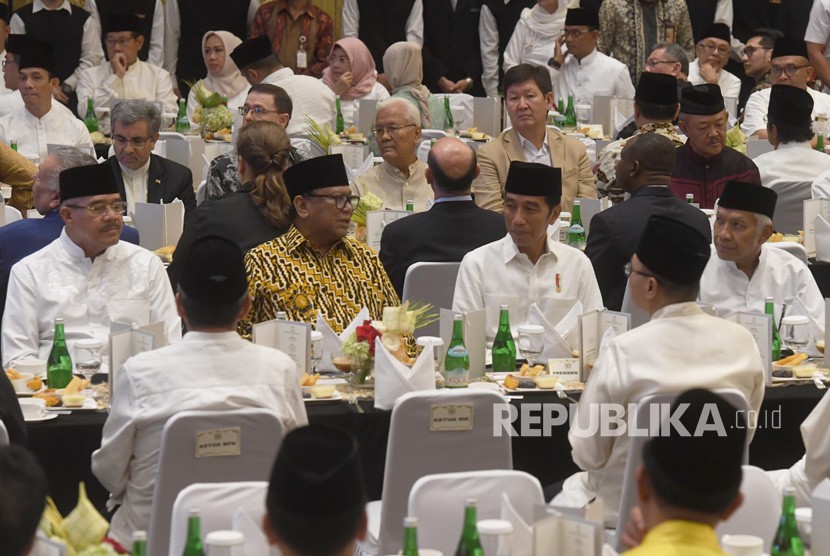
[350,97,432,211]
[0,147,139,344]
[104,99,195,218]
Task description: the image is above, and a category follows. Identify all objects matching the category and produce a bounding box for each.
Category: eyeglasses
[1,59,17,69]
[65,201,128,217]
[645,58,678,68]
[560,28,592,39]
[328,55,349,64]
[113,135,152,149]
[105,37,136,48]
[302,193,360,211]
[697,42,730,55]
[770,63,810,77]
[740,45,771,58]
[239,105,280,116]
[623,262,657,280]
[371,124,416,136]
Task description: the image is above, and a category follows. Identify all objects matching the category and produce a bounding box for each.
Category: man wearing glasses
[687,23,741,99]
[351,97,431,212]
[102,99,195,219]
[548,8,634,106]
[75,14,177,117]
[741,38,830,140]
[239,154,401,335]
[2,162,180,368]
[737,28,781,109]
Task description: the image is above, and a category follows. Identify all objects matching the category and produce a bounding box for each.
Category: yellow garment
[240,225,401,337]
[0,143,35,213]
[623,520,729,556]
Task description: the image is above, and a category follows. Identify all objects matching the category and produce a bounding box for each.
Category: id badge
[297,49,308,68]
[664,24,676,43]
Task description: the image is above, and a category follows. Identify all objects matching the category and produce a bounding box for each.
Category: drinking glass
[517,324,545,366]
[310,331,323,373]
[781,315,809,353]
[74,339,103,382]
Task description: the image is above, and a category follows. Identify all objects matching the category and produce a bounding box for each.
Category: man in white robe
[76,14,176,116]
[1,162,180,367]
[687,23,741,99]
[557,215,765,526]
[699,180,825,337]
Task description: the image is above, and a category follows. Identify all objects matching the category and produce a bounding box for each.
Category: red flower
[355,320,381,356]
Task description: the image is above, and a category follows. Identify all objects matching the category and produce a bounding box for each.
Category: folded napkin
[315,307,369,372]
[233,508,274,556]
[501,492,533,556]
[374,336,435,410]
[527,302,582,360]
[345,153,375,182]
[815,215,830,262]
[599,326,617,351]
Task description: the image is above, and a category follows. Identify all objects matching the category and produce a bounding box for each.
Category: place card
[365,209,410,252]
[803,199,830,257]
[134,200,185,251]
[430,404,474,431]
[109,321,162,400]
[439,308,486,378]
[252,319,312,376]
[195,427,241,457]
[725,311,772,383]
[532,510,602,556]
[547,358,580,381]
[329,143,369,173]
[578,310,631,381]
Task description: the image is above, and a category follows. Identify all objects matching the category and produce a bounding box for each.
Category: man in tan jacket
[472,63,596,213]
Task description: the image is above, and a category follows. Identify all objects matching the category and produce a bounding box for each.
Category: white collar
[59,227,106,262]
[776,141,813,151]
[651,301,704,320]
[32,0,72,14]
[500,233,556,265]
[381,158,420,179]
[571,49,599,66]
[22,105,54,123]
[516,130,549,152]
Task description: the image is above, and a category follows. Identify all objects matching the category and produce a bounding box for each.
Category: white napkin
[815,215,830,262]
[374,336,435,410]
[599,326,617,350]
[527,302,580,359]
[232,508,272,556]
[346,153,375,181]
[315,307,370,372]
[500,492,533,556]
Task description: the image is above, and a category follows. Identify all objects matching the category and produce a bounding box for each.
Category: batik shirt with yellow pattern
[238,226,401,338]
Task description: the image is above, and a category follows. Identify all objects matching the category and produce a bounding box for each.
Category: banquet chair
[620,279,651,329]
[768,180,812,235]
[402,262,461,337]
[767,241,809,265]
[0,419,8,446]
[614,388,750,551]
[357,389,513,556]
[715,465,781,548]
[147,408,284,555]
[2,206,22,226]
[195,180,207,206]
[408,470,543,555]
[419,129,449,143]
[168,481,268,556]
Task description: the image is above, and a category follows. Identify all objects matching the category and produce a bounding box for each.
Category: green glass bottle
[405,199,414,212]
[564,94,576,130]
[765,297,782,362]
[686,193,694,204]
[335,95,345,134]
[182,508,205,556]
[492,305,516,373]
[10,139,17,151]
[455,498,484,556]
[567,199,587,250]
[557,97,564,114]
[46,318,73,389]
[176,98,190,133]
[817,132,825,153]
[444,315,470,388]
[444,95,454,130]
[402,516,419,556]
[771,487,804,556]
[84,98,99,133]
[131,531,147,556]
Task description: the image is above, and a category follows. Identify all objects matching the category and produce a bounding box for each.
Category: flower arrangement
[351,192,384,242]
[188,80,234,136]
[341,302,439,384]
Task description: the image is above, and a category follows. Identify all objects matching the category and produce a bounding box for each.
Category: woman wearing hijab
[186,31,250,121]
[382,42,447,130]
[321,37,389,129]
[503,0,567,77]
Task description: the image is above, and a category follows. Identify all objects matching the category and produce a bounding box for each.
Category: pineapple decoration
[188,81,234,140]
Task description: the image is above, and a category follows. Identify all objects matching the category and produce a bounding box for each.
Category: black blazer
[422,0,485,97]
[380,199,506,297]
[106,154,196,216]
[585,186,712,311]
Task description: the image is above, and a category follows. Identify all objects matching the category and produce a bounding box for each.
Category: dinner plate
[303,390,344,403]
[24,412,58,422]
[47,398,100,411]
[15,385,46,397]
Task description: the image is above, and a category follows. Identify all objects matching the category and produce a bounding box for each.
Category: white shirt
[350,158,432,211]
[0,91,75,119]
[10,0,105,90]
[334,81,390,129]
[77,59,178,116]
[0,51,10,96]
[1,229,182,367]
[119,157,151,219]
[342,0,424,47]
[262,67,336,136]
[453,234,603,340]
[560,302,765,525]
[806,0,830,73]
[699,244,826,336]
[83,0,165,68]
[163,0,260,78]
[91,331,308,546]
[0,105,93,160]
[502,6,566,82]
[813,166,830,198]
[742,86,830,137]
[186,84,248,124]
[551,49,635,107]
[687,59,742,99]
[517,130,551,165]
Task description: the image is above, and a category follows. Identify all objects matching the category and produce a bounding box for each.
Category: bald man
[586,134,712,310]
[379,137,506,297]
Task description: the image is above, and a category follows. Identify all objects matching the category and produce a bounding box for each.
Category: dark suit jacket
[167,185,288,290]
[585,186,712,311]
[379,199,506,297]
[106,154,196,215]
[422,0,485,97]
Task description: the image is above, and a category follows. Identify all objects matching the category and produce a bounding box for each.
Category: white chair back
[715,465,781,548]
[147,408,284,556]
[3,206,21,226]
[169,481,268,556]
[0,419,8,446]
[768,181,812,235]
[371,389,513,556]
[408,470,543,555]
[767,241,809,265]
[473,96,501,137]
[195,180,207,206]
[747,139,774,159]
[419,129,449,143]
[402,262,461,337]
[614,388,751,551]
[445,93,474,130]
[620,279,651,329]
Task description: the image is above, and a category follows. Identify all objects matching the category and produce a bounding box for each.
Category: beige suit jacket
[472,127,597,213]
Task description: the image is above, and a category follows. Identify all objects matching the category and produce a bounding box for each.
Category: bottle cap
[465,497,477,506]
[416,336,444,347]
[131,530,147,541]
[404,516,418,527]
[188,507,200,516]
[499,304,509,310]
[781,316,810,326]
